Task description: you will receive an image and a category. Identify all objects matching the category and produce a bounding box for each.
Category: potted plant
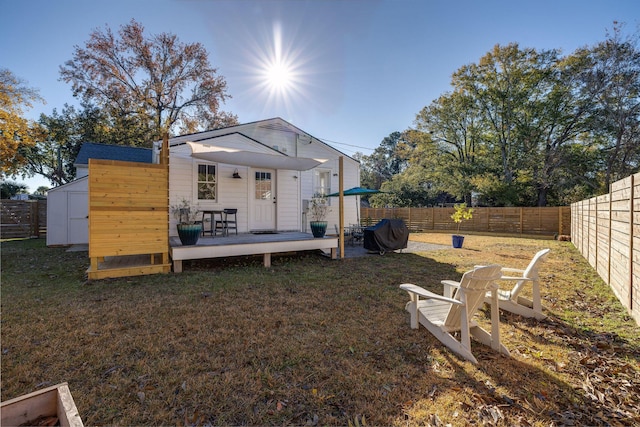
[451,202,473,248]
[308,194,331,238]
[170,198,202,245]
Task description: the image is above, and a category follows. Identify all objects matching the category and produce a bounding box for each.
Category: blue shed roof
[75,142,153,165]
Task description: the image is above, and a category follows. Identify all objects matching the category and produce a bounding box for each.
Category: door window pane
[255,171,272,200]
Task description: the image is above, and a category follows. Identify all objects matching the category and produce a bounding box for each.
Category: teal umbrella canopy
[327,187,382,197]
[327,187,383,224]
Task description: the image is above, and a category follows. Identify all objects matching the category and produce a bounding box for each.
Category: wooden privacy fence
[361,206,570,236]
[571,173,640,326]
[87,158,170,280]
[0,200,46,239]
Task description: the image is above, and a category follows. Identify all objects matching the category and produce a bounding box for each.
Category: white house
[158,117,361,236]
[47,118,360,246]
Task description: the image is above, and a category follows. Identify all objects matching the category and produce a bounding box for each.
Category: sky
[2,0,639,192]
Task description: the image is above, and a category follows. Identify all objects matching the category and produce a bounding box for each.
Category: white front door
[251,169,276,230]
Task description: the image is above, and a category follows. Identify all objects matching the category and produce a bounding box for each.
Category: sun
[265,61,292,91]
[240,21,315,117]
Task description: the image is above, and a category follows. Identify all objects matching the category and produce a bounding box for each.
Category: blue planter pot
[452,234,464,248]
[310,221,328,238]
[177,224,202,245]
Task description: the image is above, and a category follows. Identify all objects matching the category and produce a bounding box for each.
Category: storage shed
[46,177,89,246]
[46,143,152,246]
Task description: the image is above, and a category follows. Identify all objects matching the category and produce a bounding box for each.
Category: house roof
[75,142,153,166]
[156,117,357,162]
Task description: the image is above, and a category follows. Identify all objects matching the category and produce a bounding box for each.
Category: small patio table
[201,210,225,236]
[348,224,365,246]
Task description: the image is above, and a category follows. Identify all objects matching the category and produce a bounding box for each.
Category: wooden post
[339,156,344,259]
[608,186,613,284]
[519,207,523,235]
[558,207,562,236]
[588,199,593,262]
[161,132,169,166]
[431,207,435,230]
[629,175,634,312]
[30,201,39,238]
[580,200,586,256]
[593,197,600,273]
[163,132,170,256]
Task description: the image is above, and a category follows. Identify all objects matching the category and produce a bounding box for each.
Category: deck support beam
[169,233,338,273]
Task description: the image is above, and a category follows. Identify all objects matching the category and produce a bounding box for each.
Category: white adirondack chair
[485,248,550,320]
[399,265,510,364]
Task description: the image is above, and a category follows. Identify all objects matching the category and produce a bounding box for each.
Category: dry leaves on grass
[1,236,639,426]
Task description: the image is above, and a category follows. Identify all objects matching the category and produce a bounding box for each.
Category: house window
[197,164,216,200]
[314,170,331,196]
[255,171,272,200]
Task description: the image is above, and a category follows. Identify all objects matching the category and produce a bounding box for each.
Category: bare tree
[60,19,238,143]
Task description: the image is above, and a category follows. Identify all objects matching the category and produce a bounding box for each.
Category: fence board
[572,172,640,325]
[360,206,570,236]
[87,159,170,279]
[0,200,47,239]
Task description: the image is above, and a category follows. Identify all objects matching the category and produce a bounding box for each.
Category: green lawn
[1,235,638,426]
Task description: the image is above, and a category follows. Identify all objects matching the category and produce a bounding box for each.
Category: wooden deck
[170,232,338,272]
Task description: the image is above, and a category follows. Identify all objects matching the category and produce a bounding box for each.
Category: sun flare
[241,21,317,118]
[259,23,297,96]
[265,61,292,91]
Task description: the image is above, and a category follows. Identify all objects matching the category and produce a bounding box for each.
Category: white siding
[167,118,361,234]
[76,166,88,179]
[170,144,252,235]
[46,177,88,246]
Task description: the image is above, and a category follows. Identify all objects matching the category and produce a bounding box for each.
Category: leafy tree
[366,130,452,208]
[0,69,46,177]
[60,19,238,142]
[510,49,598,206]
[451,203,474,234]
[359,131,412,190]
[431,43,602,206]
[414,91,485,204]
[34,186,49,196]
[575,23,640,189]
[451,44,562,205]
[24,101,156,186]
[0,180,28,199]
[545,143,602,205]
[366,24,638,208]
[370,169,448,208]
[351,152,375,191]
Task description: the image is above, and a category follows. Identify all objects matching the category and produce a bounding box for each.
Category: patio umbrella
[327,186,383,224]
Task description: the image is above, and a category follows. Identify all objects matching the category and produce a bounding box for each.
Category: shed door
[251,170,276,230]
[67,192,88,244]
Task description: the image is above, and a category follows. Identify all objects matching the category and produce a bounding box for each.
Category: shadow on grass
[2,239,638,425]
[2,243,459,425]
[416,331,639,426]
